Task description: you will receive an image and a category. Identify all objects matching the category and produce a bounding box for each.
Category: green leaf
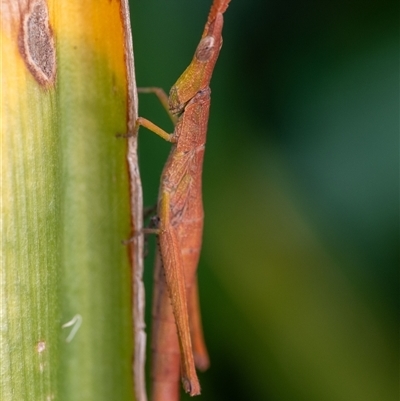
[2,1,138,400]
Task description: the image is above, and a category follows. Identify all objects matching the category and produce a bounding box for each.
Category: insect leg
[135,117,175,143]
[158,191,200,396]
[137,87,177,124]
[151,250,181,401]
[188,277,210,371]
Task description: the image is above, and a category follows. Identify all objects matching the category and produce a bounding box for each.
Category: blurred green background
[129,0,398,400]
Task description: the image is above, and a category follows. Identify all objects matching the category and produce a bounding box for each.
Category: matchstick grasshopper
[136,0,230,398]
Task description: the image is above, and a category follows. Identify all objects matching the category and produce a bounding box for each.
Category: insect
[136,0,230,398]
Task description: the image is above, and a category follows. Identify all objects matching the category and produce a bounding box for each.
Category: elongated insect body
[166,89,210,313]
[169,91,211,373]
[154,89,211,395]
[137,0,230,399]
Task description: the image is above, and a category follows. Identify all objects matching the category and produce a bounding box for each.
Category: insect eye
[195,36,215,62]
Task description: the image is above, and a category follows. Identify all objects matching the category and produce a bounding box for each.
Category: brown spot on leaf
[19,0,56,88]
